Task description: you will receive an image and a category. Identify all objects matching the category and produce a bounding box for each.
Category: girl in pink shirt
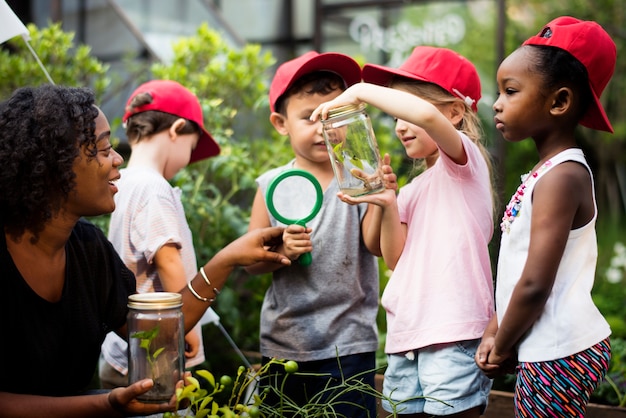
[312,46,495,417]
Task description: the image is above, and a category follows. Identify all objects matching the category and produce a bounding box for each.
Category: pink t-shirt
[381,132,494,354]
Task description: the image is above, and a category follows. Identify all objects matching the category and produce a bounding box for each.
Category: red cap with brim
[363,46,481,112]
[123,80,220,163]
[523,16,616,133]
[269,51,362,112]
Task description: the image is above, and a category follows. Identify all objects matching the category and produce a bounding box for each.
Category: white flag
[0,0,29,45]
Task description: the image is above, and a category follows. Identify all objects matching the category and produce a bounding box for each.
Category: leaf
[131,325,160,340]
[350,155,364,170]
[153,347,165,360]
[195,410,210,418]
[178,384,197,401]
[186,375,201,391]
[199,395,214,410]
[197,369,216,388]
[333,143,344,163]
[139,339,151,352]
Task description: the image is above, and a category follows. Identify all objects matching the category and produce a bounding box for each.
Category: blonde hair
[391,78,498,216]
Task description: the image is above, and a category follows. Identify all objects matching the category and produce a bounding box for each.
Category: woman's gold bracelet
[199,266,220,296]
[187,280,214,303]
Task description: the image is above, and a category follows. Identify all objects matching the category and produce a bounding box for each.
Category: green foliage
[592,338,626,407]
[0,22,110,100]
[175,360,437,417]
[593,238,626,339]
[173,364,262,418]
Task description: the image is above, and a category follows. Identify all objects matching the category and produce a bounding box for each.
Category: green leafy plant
[170,359,446,417]
[0,22,110,100]
[131,325,165,381]
[171,362,272,418]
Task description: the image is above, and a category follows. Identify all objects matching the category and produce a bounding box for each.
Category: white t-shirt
[102,166,205,373]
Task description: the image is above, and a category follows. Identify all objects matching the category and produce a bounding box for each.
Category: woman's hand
[108,379,177,416]
[222,226,292,267]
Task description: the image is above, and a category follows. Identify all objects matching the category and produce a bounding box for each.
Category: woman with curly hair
[0,84,290,417]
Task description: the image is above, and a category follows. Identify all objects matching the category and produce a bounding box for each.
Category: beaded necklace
[500,159,553,233]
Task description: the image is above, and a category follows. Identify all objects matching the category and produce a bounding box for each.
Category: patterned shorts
[514,338,611,417]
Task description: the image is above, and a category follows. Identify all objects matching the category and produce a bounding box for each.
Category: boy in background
[100,80,220,387]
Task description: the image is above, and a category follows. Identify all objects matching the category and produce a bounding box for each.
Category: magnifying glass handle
[295,220,312,266]
[299,252,312,266]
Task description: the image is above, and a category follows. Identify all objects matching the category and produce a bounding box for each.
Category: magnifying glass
[266,168,323,266]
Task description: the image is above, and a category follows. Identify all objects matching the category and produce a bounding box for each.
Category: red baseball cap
[363,46,481,112]
[123,80,220,162]
[269,51,362,112]
[523,16,616,133]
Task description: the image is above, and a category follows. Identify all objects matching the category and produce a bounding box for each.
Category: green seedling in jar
[333,143,365,170]
[131,325,164,381]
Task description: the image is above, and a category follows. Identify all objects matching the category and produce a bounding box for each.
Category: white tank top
[496,148,610,362]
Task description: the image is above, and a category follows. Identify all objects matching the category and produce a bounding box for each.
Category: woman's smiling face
[65,107,124,218]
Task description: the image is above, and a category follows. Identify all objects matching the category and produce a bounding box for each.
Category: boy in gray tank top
[245,51,381,417]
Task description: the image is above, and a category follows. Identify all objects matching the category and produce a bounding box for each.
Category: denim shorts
[381,339,492,416]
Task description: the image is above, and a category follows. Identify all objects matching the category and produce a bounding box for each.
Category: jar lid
[128,292,183,309]
[325,103,366,120]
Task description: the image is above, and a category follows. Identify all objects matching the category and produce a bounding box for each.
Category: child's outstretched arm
[310,83,467,164]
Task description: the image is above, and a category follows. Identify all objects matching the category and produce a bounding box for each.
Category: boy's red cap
[363,46,481,112]
[523,16,616,133]
[123,80,220,162]
[269,51,362,112]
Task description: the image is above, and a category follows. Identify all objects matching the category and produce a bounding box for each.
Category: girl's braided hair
[0,84,99,239]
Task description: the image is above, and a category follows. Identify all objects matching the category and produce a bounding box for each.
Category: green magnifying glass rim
[266,168,323,226]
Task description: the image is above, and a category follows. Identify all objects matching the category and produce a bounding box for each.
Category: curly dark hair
[0,84,99,239]
[124,92,200,144]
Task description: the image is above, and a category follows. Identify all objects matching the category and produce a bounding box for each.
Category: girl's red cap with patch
[269,51,362,112]
[363,46,481,112]
[123,80,220,162]
[523,16,616,133]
